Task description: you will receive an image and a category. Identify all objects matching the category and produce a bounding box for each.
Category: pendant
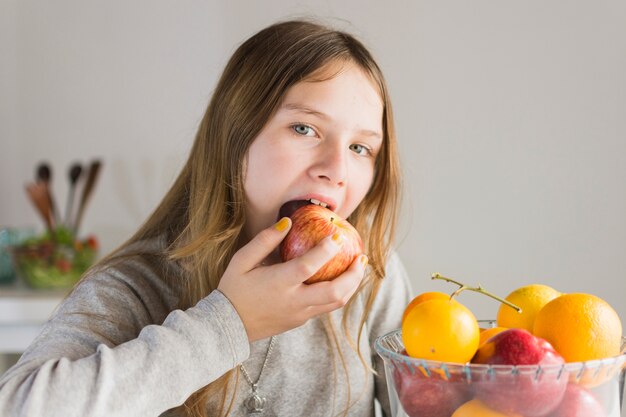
[244,387,266,414]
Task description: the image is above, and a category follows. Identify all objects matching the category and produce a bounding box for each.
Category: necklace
[240,335,276,414]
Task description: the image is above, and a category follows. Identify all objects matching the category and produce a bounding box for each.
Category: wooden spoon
[74,159,102,235]
[25,182,54,235]
[64,163,83,227]
[36,162,59,227]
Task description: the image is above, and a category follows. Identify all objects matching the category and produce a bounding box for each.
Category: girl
[0,20,411,416]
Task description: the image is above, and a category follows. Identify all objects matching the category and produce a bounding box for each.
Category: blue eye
[292,124,316,137]
[349,143,372,156]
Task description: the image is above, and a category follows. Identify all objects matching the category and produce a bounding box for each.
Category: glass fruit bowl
[11,228,98,289]
[375,328,626,417]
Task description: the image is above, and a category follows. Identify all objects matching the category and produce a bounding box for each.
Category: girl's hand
[217,217,367,342]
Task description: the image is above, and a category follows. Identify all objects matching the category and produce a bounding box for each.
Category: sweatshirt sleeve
[367,251,413,417]
[0,261,250,417]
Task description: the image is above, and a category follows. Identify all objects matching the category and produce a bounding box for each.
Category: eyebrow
[281,102,383,141]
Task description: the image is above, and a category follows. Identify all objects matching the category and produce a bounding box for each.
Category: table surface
[0,282,67,353]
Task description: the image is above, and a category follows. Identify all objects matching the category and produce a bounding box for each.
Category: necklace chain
[239,335,276,414]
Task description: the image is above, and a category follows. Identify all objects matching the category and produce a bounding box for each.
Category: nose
[310,142,347,187]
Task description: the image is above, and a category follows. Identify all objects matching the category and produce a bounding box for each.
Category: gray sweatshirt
[0,237,412,417]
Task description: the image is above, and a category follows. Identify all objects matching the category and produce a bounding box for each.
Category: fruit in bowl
[377,329,625,417]
[402,297,480,364]
[451,399,522,417]
[377,275,625,417]
[392,356,472,417]
[471,328,567,416]
[549,383,607,417]
[496,284,561,332]
[533,293,622,363]
[12,226,98,289]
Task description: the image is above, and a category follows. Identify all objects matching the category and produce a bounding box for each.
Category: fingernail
[274,217,290,232]
[332,233,343,245]
[360,255,368,266]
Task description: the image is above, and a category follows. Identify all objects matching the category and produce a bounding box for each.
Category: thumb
[230,217,292,273]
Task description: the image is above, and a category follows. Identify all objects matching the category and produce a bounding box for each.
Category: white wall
[2,0,625,322]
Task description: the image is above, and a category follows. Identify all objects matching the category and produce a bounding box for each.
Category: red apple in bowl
[279,203,362,284]
[392,350,472,417]
[392,361,472,417]
[548,383,607,417]
[471,328,568,417]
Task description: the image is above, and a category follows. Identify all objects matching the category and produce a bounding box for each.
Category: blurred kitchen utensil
[25,182,54,235]
[36,162,60,226]
[65,163,83,227]
[74,159,102,235]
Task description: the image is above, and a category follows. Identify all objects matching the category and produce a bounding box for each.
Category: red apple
[473,328,565,366]
[279,204,362,284]
[548,384,607,417]
[392,361,472,417]
[471,328,568,417]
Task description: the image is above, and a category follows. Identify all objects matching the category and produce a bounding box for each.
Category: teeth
[309,198,329,208]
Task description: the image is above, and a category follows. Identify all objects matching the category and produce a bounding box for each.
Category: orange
[533,293,622,362]
[496,284,561,331]
[451,399,522,417]
[478,326,507,346]
[401,291,449,323]
[402,298,480,364]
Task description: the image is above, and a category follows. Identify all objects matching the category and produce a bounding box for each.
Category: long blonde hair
[103,19,401,416]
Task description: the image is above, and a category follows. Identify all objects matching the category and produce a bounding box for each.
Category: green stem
[431,272,522,313]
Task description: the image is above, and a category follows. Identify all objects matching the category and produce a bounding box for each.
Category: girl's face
[243,62,383,248]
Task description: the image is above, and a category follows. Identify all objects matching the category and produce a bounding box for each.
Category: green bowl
[12,233,98,289]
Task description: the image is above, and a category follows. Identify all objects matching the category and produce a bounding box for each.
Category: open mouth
[278,199,330,220]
